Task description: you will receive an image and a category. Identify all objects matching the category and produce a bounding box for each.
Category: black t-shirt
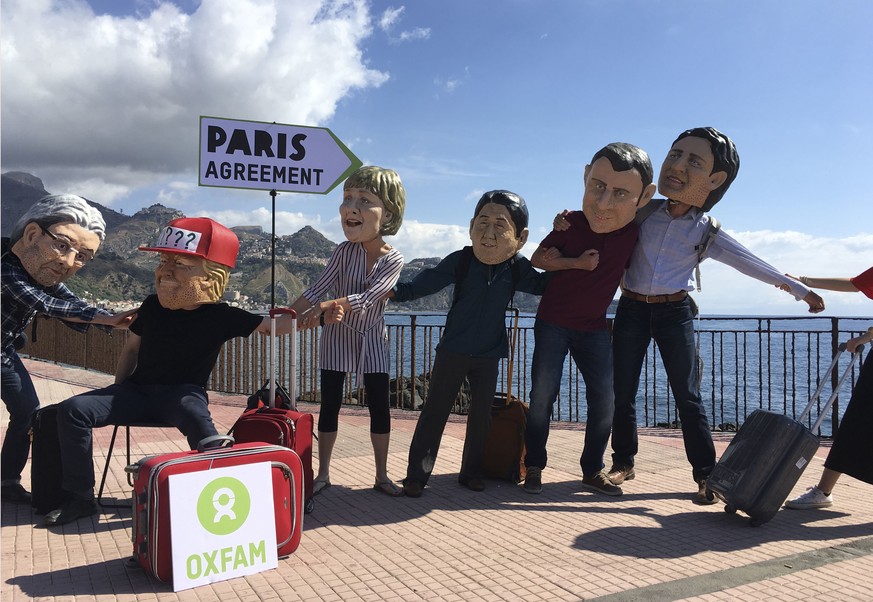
[128,295,263,388]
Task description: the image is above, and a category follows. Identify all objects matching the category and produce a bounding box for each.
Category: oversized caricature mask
[469,191,529,265]
[582,143,656,233]
[139,217,238,310]
[657,128,739,212]
[10,194,105,288]
[341,165,407,241]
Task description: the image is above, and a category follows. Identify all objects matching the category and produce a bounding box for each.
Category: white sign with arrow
[198,116,361,195]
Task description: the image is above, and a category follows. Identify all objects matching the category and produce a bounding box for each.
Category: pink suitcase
[128,437,304,582]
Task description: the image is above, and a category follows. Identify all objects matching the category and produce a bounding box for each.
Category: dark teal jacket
[393,250,548,358]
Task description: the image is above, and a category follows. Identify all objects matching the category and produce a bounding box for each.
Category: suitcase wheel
[724,504,736,515]
[305,497,315,514]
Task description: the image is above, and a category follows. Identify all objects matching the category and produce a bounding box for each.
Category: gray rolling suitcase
[707,343,863,526]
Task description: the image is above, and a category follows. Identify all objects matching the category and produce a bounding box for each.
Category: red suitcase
[128,436,304,583]
[229,308,315,512]
[230,408,314,508]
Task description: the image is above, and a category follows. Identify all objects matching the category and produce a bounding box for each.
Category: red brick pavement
[2,359,871,601]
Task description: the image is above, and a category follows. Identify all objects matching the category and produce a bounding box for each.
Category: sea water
[382,313,870,437]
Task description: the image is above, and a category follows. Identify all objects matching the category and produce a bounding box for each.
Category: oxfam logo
[196,476,251,536]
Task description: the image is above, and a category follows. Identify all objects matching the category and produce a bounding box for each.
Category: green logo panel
[196,476,252,536]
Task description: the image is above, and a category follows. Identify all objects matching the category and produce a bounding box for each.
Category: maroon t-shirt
[536,211,639,331]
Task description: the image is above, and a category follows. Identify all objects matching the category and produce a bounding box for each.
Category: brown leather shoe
[403,480,424,498]
[606,464,635,486]
[580,471,622,496]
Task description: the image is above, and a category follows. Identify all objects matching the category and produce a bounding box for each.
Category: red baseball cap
[139,217,239,268]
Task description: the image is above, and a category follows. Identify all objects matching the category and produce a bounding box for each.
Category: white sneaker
[785,486,833,509]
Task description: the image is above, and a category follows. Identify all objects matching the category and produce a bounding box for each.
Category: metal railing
[21,314,868,436]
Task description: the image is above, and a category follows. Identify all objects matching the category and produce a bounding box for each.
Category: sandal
[373,480,403,497]
[313,478,331,496]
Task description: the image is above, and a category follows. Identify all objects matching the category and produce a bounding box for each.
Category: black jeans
[405,349,498,486]
[56,381,218,497]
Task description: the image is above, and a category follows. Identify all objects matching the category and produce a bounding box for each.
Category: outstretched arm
[786,275,859,293]
[847,328,873,353]
[64,307,138,329]
[708,230,824,313]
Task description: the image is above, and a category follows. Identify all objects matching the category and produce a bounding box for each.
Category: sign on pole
[198,116,362,195]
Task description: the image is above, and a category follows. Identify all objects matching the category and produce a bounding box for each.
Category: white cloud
[377,5,429,43]
[397,27,430,42]
[207,207,318,237]
[433,67,469,95]
[434,76,462,94]
[391,221,469,260]
[1,0,387,202]
[379,6,404,31]
[689,229,873,316]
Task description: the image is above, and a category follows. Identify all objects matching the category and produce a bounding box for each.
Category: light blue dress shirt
[622,202,810,300]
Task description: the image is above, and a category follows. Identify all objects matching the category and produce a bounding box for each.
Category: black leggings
[319,370,391,434]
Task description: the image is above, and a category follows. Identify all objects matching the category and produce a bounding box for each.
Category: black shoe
[0,483,32,505]
[403,480,424,498]
[458,475,485,492]
[523,467,543,494]
[44,496,98,526]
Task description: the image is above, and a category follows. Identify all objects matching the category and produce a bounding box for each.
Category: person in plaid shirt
[1,195,134,505]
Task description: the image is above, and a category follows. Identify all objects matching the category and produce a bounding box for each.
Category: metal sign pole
[270,189,277,309]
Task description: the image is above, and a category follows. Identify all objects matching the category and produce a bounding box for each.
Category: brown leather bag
[481,309,528,482]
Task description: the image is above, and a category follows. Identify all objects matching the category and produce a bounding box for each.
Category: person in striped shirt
[290,166,407,497]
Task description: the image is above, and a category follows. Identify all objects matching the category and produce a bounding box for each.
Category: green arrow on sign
[199,116,363,195]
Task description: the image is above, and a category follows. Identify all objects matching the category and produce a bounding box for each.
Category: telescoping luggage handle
[798,342,865,433]
[500,308,520,405]
[268,308,297,410]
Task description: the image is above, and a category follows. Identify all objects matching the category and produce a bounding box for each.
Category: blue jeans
[611,296,716,482]
[524,320,614,478]
[56,381,218,497]
[1,353,40,483]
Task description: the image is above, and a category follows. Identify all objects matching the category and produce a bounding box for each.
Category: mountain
[1,172,50,232]
[1,171,127,237]
[1,171,542,312]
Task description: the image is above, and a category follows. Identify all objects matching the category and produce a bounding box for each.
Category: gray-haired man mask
[1,195,133,506]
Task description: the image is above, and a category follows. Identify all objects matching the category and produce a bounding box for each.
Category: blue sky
[2,0,871,315]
